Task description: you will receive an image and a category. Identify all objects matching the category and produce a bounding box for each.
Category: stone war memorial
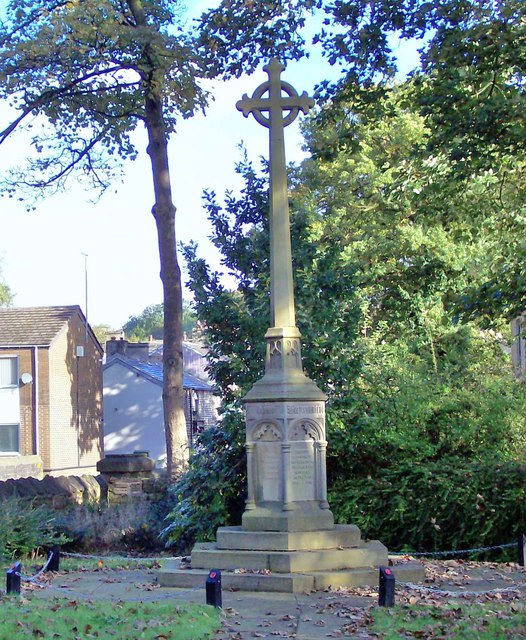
[159,59,423,592]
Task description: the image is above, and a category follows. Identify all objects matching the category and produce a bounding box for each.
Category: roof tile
[0,305,82,346]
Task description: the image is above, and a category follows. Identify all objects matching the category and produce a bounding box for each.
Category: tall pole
[81,252,88,344]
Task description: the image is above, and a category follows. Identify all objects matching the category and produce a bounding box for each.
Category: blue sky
[0,2,421,330]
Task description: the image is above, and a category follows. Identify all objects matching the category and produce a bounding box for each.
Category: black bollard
[205,569,222,608]
[6,561,22,595]
[519,534,526,567]
[46,547,61,572]
[378,566,395,607]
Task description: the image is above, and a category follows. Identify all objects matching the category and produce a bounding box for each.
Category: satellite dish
[20,372,33,384]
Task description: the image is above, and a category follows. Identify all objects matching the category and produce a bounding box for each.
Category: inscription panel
[247,403,283,421]
[286,403,324,416]
[290,441,315,501]
[256,441,281,502]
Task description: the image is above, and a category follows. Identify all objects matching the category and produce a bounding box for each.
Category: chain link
[61,551,176,562]
[391,541,517,557]
[398,581,526,597]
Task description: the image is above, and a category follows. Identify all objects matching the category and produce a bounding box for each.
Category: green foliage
[176,2,526,550]
[0,0,208,199]
[0,498,67,561]
[122,301,196,341]
[329,459,526,556]
[161,411,247,552]
[92,324,113,347]
[0,256,12,306]
[176,75,526,552]
[327,326,526,481]
[123,303,165,341]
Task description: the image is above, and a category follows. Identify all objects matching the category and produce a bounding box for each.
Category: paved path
[24,561,526,640]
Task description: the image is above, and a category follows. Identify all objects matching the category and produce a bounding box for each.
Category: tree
[202,0,525,166]
[123,301,196,341]
[198,0,525,320]
[171,81,526,545]
[91,324,114,347]
[0,258,12,307]
[0,0,310,477]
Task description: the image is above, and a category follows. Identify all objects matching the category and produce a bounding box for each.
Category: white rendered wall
[103,363,165,466]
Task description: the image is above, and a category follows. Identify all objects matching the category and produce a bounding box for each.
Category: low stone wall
[0,453,163,509]
[0,473,107,509]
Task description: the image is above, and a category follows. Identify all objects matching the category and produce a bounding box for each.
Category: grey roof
[150,340,209,357]
[104,354,213,392]
[0,305,84,346]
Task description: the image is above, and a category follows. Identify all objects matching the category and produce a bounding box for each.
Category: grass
[0,596,221,640]
[1,552,165,574]
[57,554,163,572]
[370,602,526,639]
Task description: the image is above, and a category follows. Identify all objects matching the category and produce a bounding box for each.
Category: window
[0,357,17,387]
[0,425,19,454]
[0,356,20,453]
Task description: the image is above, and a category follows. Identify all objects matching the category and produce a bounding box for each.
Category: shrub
[329,459,526,557]
[0,497,68,561]
[161,412,247,553]
[55,497,171,553]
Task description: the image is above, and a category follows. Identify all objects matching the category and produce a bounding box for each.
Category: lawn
[0,596,221,640]
[370,602,526,639]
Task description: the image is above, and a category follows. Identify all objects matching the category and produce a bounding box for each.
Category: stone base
[192,539,386,572]
[156,523,425,593]
[216,524,361,551]
[157,558,425,593]
[242,501,334,532]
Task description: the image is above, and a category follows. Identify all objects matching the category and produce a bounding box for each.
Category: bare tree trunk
[144,95,188,478]
[125,0,188,478]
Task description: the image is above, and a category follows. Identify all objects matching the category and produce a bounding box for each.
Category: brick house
[0,305,104,480]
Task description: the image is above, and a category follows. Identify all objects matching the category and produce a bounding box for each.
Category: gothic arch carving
[290,419,322,441]
[251,421,283,441]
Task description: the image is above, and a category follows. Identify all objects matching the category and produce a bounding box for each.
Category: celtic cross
[237,58,314,330]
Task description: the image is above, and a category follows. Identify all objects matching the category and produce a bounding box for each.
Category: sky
[0,2,420,330]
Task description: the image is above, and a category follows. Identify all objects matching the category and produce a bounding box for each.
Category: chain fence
[4,538,526,601]
[390,540,517,558]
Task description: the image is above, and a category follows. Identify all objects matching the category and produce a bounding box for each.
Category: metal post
[518,534,526,567]
[205,569,222,608]
[46,547,61,572]
[378,566,395,607]
[6,562,22,595]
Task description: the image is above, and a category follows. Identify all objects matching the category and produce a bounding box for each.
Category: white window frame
[0,424,20,455]
[0,356,21,454]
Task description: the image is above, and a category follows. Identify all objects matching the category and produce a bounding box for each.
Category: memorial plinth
[158,59,423,592]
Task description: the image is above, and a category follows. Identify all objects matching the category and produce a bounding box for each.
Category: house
[0,305,104,481]
[103,354,219,467]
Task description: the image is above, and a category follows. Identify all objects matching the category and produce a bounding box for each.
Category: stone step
[157,564,314,593]
[191,539,388,573]
[157,560,425,593]
[216,524,362,551]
